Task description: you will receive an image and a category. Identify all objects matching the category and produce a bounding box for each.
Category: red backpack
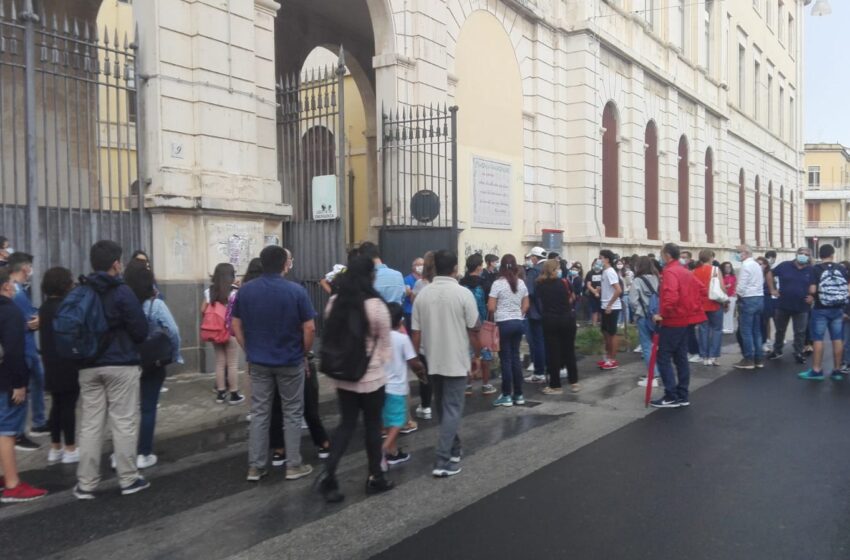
[200,302,230,344]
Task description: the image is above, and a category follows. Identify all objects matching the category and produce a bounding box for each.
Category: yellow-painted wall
[805,150,850,190]
[455,11,524,260]
[344,77,369,244]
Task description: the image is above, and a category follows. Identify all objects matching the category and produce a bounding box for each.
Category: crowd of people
[0,232,847,505]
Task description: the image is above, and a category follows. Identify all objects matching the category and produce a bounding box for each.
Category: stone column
[134,0,288,372]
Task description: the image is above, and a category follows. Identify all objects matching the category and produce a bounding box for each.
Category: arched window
[678,135,689,242]
[602,102,619,238]
[780,186,785,248]
[645,121,659,240]
[705,148,714,244]
[755,176,761,247]
[739,169,746,244]
[768,181,774,248]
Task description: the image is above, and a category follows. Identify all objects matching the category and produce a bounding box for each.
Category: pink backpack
[200,302,230,344]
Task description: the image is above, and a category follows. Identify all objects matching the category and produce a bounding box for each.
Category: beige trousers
[214,337,240,392]
[76,365,141,491]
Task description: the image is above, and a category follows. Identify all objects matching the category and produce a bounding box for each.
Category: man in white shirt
[598,249,622,370]
[412,250,481,478]
[734,245,765,370]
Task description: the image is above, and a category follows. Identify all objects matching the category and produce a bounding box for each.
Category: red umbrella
[644,333,660,407]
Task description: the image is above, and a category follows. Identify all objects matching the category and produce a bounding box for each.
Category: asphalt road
[374,355,850,560]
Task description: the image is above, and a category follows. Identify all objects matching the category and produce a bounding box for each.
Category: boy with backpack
[64,241,150,499]
[799,244,850,381]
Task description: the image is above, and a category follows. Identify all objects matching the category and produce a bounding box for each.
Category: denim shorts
[810,307,844,342]
[0,393,26,436]
[382,393,407,428]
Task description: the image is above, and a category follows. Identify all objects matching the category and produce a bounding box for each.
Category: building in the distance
[804,143,850,260]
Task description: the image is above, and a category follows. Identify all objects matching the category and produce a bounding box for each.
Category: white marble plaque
[473,157,512,229]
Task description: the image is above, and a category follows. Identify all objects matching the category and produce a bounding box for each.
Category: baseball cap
[530,246,548,259]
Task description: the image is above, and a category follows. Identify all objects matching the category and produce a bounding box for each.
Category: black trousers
[49,389,79,446]
[325,387,385,479]
[542,317,579,388]
[269,365,329,450]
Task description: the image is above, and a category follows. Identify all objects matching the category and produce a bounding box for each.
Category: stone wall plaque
[472,157,512,230]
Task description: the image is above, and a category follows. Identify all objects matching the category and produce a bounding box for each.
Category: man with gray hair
[734,245,765,370]
[767,248,814,364]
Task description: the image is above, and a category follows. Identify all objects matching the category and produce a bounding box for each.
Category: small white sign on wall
[312,175,338,220]
[472,157,512,230]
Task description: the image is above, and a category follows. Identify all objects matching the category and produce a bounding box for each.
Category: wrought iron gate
[0,0,145,293]
[276,49,346,321]
[380,104,458,272]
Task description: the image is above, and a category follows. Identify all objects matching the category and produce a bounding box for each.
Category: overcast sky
[804,2,847,145]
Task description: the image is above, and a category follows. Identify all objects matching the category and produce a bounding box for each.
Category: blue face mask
[733,253,742,262]
[556,270,563,279]
[796,254,809,265]
[569,270,578,277]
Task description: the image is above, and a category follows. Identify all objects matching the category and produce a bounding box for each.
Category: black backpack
[319,300,373,382]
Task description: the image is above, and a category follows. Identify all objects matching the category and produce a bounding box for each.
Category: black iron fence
[0,0,145,296]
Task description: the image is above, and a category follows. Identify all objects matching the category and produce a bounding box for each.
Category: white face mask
[616,264,624,270]
[415,265,424,275]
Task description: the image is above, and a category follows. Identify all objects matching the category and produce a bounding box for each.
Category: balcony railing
[806,221,850,230]
[807,184,850,190]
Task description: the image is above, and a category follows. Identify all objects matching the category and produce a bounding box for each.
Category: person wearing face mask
[403,257,424,332]
[765,251,778,269]
[522,247,549,383]
[6,253,45,451]
[569,266,584,309]
[535,260,579,394]
[585,260,604,327]
[733,245,765,370]
[617,259,634,326]
[0,235,13,268]
[766,248,813,364]
[481,254,499,296]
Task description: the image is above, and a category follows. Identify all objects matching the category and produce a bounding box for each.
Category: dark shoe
[767,351,783,360]
[120,477,150,496]
[15,435,40,451]
[28,425,49,437]
[432,465,462,477]
[316,472,344,503]
[228,392,246,405]
[676,398,691,407]
[215,390,227,404]
[794,353,806,364]
[271,451,286,468]
[650,397,681,409]
[365,475,395,495]
[73,485,96,500]
[831,370,845,381]
[733,359,755,370]
[754,359,765,369]
[317,446,330,460]
[386,449,411,466]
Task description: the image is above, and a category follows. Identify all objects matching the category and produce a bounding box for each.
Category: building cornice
[255,0,281,14]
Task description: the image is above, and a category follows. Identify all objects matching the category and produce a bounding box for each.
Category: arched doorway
[755,176,761,246]
[678,135,689,243]
[705,147,714,244]
[602,102,619,238]
[739,169,746,244]
[645,121,659,240]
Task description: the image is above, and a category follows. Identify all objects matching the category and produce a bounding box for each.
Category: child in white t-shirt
[382,303,426,468]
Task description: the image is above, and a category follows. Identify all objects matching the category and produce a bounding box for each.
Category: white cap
[529,246,548,259]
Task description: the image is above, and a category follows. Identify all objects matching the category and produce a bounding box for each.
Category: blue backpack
[53,279,110,361]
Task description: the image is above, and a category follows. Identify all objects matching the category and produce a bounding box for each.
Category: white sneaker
[703,359,711,366]
[159,386,169,393]
[688,354,702,363]
[526,363,535,373]
[638,377,659,388]
[110,454,116,470]
[47,448,63,464]
[633,345,642,353]
[137,454,158,469]
[61,449,80,464]
[415,405,432,420]
[560,368,568,378]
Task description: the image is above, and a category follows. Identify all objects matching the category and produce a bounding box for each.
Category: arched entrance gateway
[274,0,395,304]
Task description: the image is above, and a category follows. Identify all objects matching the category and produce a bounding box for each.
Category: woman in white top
[487,254,530,407]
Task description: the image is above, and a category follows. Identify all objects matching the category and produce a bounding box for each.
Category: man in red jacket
[651,243,707,409]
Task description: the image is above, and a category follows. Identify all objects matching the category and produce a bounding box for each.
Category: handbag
[709,266,729,304]
[139,299,175,369]
[480,315,500,353]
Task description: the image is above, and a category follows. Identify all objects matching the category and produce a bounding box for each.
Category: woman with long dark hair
[721,261,737,334]
[203,263,244,405]
[317,255,393,503]
[630,256,661,387]
[487,254,529,407]
[124,260,182,469]
[40,267,79,464]
[536,259,579,394]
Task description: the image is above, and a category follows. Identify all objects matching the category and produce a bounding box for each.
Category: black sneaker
[794,353,806,364]
[754,359,765,369]
[120,477,151,496]
[316,472,344,503]
[386,449,411,466]
[365,475,395,495]
[15,435,40,451]
[28,425,49,437]
[215,390,227,404]
[767,351,783,360]
[317,447,330,460]
[271,452,286,467]
[650,397,681,409]
[228,392,245,405]
[676,398,691,407]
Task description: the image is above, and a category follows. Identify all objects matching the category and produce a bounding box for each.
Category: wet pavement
[4,338,838,560]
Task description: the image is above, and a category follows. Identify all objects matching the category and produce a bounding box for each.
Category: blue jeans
[620,294,631,324]
[738,296,765,360]
[658,326,690,401]
[26,354,46,429]
[524,318,546,375]
[698,309,724,359]
[810,307,844,342]
[843,320,850,365]
[498,320,525,397]
[138,365,166,456]
[637,316,659,375]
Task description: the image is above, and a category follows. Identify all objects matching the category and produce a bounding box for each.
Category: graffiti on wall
[463,241,501,259]
[207,220,263,274]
